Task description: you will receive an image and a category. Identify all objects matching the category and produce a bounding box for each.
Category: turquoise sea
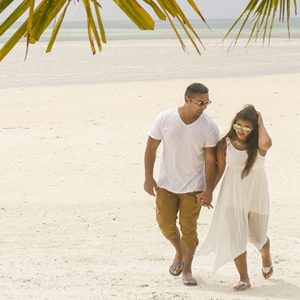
[1,18,300,89]
[1,18,300,43]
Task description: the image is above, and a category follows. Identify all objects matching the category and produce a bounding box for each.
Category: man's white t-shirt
[149,107,219,194]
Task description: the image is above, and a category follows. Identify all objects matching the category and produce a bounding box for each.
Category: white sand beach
[0,38,300,299]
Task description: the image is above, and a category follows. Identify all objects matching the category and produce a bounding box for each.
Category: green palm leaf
[225,0,298,46]
[92,0,107,43]
[0,0,29,36]
[46,0,71,52]
[0,0,14,13]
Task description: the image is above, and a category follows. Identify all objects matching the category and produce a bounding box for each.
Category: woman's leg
[233,252,251,291]
[260,238,272,266]
[248,212,273,279]
[260,238,273,279]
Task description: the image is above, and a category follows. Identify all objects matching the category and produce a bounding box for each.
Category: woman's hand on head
[256,111,263,125]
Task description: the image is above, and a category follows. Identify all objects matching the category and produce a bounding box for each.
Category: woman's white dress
[198,138,270,273]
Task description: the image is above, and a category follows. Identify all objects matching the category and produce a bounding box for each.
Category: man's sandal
[262,265,273,279]
[169,260,184,276]
[233,280,251,291]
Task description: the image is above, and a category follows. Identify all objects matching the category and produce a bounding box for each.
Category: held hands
[197,190,213,209]
[144,177,158,196]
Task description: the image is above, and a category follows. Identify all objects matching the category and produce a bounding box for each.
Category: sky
[67,0,250,20]
[2,1,299,24]
[1,0,252,22]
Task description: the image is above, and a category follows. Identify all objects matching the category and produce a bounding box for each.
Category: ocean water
[1,18,300,89]
[2,18,300,42]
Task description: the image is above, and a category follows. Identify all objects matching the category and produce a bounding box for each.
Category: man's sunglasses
[190,98,212,107]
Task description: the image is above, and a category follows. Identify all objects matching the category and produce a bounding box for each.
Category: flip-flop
[262,265,273,279]
[169,261,184,276]
[233,280,251,291]
[182,274,197,286]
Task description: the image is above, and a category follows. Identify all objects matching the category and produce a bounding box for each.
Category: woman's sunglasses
[233,123,252,134]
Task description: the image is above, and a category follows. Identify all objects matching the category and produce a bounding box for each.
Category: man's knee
[179,205,200,248]
[180,225,198,248]
[156,215,180,240]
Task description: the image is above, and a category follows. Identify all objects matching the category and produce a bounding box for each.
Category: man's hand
[197,190,213,209]
[144,177,158,196]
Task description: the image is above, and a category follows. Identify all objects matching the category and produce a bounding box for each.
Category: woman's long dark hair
[222,105,259,179]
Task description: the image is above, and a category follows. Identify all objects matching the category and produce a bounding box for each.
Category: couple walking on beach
[144,83,273,290]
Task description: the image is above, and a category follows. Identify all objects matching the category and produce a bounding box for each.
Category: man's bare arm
[144,136,161,196]
[205,147,218,192]
[198,147,217,208]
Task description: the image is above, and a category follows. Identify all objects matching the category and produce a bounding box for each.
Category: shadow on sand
[197,278,300,299]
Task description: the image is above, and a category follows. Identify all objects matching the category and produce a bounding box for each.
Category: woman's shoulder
[218,137,231,147]
[217,138,228,153]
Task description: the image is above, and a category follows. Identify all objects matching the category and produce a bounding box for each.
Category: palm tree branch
[223,0,260,41]
[142,0,166,20]
[25,0,35,60]
[225,0,297,47]
[175,14,202,54]
[30,0,68,43]
[157,0,186,51]
[113,0,154,29]
[46,0,71,53]
[0,0,30,36]
[91,0,107,43]
[186,0,207,24]
[0,0,14,13]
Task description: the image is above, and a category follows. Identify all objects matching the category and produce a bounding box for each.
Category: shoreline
[1,38,300,90]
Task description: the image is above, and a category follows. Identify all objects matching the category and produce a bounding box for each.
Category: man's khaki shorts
[156,187,201,248]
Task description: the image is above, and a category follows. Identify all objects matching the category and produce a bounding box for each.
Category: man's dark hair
[185,83,209,98]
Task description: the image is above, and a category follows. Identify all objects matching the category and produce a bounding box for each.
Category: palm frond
[46,0,71,52]
[0,0,14,13]
[92,0,106,43]
[0,0,29,36]
[83,0,102,52]
[1,0,208,61]
[113,0,155,29]
[225,0,298,46]
[25,0,35,59]
[142,0,166,20]
[0,0,299,61]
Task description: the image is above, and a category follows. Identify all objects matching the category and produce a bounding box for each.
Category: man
[144,83,219,286]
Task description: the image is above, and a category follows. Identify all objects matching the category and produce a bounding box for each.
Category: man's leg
[178,192,201,285]
[156,188,183,275]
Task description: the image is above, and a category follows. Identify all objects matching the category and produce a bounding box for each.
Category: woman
[198,105,273,291]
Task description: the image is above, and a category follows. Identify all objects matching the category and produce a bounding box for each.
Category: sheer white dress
[198,138,270,273]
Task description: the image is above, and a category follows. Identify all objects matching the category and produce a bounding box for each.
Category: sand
[0,39,300,299]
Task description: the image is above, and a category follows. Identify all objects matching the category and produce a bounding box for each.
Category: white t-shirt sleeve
[204,124,220,147]
[149,113,163,140]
